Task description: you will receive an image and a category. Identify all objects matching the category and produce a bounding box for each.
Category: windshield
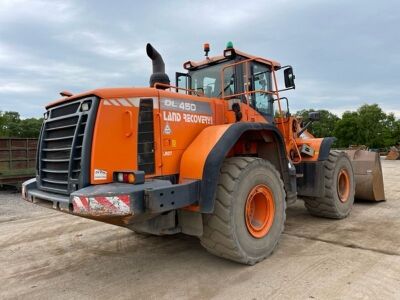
[187,60,274,118]
[189,62,234,98]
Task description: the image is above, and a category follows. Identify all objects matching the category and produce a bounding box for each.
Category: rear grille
[137,99,155,174]
[37,97,98,195]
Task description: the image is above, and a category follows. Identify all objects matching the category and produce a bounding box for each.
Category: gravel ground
[0,160,399,299]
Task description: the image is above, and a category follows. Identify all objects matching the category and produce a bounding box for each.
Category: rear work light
[183,61,193,70]
[114,170,145,184]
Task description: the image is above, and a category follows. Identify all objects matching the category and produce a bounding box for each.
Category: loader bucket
[344,150,385,201]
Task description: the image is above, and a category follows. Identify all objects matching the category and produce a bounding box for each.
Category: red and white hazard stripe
[72,195,131,216]
[103,98,139,107]
[102,97,158,108]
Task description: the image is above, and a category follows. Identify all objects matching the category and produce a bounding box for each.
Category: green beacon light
[224,41,235,58]
[226,41,234,49]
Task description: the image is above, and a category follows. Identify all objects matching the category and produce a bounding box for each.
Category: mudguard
[180,122,295,213]
[296,137,336,198]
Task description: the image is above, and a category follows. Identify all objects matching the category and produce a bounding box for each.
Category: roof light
[204,43,210,57]
[224,48,236,58]
[226,41,234,49]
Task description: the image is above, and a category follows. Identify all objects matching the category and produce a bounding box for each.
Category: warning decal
[163,123,172,134]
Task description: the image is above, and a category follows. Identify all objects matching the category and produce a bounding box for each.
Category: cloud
[0,0,399,119]
[0,0,78,24]
[0,82,42,94]
[58,31,143,61]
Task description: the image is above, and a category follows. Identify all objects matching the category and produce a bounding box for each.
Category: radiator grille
[37,98,98,195]
[137,99,155,174]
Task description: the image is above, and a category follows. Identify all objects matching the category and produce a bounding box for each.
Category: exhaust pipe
[146,43,170,89]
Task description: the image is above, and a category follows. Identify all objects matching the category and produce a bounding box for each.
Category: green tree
[382,113,398,147]
[0,111,42,138]
[296,104,399,148]
[19,118,43,138]
[0,111,22,136]
[333,111,361,147]
[356,104,388,148]
[295,109,339,137]
[393,119,400,145]
[333,104,398,148]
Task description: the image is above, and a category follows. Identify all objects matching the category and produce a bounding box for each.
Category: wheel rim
[245,184,275,238]
[337,168,350,203]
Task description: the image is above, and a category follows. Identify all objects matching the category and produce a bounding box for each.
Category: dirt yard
[0,160,399,299]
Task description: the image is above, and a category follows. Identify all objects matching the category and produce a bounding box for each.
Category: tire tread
[200,157,286,265]
[303,150,354,219]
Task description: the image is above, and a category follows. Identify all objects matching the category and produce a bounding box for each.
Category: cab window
[189,62,235,98]
[250,62,273,115]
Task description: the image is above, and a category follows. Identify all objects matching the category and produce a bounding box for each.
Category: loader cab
[176,45,290,119]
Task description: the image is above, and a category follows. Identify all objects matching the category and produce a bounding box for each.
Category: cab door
[248,62,274,123]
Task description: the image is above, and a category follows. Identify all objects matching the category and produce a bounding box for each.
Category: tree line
[1,103,399,148]
[296,104,400,149]
[0,111,42,138]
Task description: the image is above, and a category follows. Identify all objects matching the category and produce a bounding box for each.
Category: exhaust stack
[146,43,170,89]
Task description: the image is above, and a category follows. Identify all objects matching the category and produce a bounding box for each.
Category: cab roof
[184,48,281,70]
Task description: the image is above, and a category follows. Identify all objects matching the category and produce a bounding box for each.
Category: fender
[295,137,337,198]
[295,136,336,162]
[180,122,293,213]
[318,137,336,160]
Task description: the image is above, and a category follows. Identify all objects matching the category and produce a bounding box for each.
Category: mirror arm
[277,86,295,92]
[297,120,314,137]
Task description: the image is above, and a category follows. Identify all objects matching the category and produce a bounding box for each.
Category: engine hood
[46,87,160,109]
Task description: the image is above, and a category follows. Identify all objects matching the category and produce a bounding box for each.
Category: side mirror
[308,111,320,121]
[284,67,295,89]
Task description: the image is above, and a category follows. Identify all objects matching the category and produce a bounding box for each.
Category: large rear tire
[200,157,286,265]
[303,150,355,219]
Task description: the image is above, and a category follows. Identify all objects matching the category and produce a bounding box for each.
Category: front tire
[200,157,286,265]
[303,150,355,219]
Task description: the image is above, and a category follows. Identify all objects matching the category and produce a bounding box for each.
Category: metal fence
[0,138,37,187]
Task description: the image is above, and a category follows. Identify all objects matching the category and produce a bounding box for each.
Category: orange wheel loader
[22,42,385,265]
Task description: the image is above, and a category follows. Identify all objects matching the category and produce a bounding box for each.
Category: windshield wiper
[218,77,235,97]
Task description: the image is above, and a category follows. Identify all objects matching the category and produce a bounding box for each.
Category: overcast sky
[1,0,399,118]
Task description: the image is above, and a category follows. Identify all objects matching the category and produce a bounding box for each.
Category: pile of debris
[386,146,400,160]
[348,145,368,150]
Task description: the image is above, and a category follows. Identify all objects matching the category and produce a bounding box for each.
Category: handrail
[219,57,283,115]
[153,82,204,96]
[220,57,286,137]
[219,56,300,162]
[221,89,277,100]
[220,57,279,97]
